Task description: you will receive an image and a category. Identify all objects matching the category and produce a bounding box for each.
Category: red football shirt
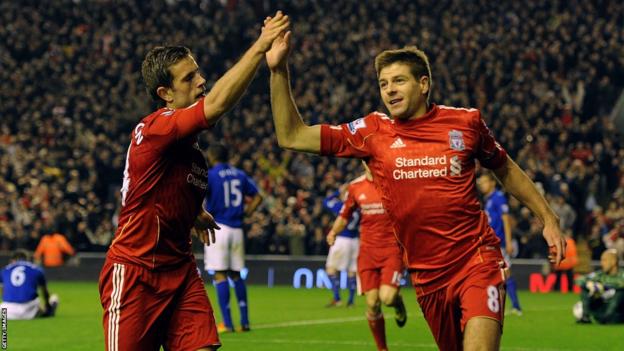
[108,99,211,269]
[339,176,397,249]
[321,104,507,294]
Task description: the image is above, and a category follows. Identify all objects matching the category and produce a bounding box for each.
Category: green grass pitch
[5,282,623,350]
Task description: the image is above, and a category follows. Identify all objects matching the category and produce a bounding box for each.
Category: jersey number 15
[223,179,242,208]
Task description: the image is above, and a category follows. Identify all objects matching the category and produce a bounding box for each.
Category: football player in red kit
[327,161,406,351]
[99,12,289,351]
[266,31,565,350]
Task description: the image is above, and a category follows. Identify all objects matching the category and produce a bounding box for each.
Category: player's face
[378,62,429,120]
[477,175,495,195]
[167,55,206,109]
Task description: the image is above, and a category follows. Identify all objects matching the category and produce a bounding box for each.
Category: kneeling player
[0,250,58,320]
[573,249,624,324]
[327,162,406,351]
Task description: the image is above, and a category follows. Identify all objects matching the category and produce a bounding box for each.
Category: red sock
[367,312,387,351]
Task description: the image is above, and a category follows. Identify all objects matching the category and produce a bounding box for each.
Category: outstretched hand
[266,28,291,70]
[256,11,290,53]
[193,209,220,246]
[544,223,566,266]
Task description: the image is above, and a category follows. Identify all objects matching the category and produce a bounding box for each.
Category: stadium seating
[0,0,622,259]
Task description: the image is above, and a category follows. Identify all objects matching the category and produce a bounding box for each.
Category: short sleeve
[320,114,381,158]
[323,191,342,215]
[498,194,509,214]
[243,174,259,197]
[37,268,47,286]
[475,115,507,169]
[338,186,357,220]
[144,98,209,146]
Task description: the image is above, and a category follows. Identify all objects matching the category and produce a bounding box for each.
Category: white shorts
[0,298,40,320]
[204,223,245,272]
[326,236,359,272]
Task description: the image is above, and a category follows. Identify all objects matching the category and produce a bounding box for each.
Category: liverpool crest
[448,130,465,151]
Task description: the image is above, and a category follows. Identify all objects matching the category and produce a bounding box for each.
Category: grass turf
[4,282,623,350]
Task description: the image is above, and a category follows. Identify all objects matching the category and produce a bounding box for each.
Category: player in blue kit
[203,143,263,332]
[478,173,522,315]
[323,188,360,307]
[0,250,58,320]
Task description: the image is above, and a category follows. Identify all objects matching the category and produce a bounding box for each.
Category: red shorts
[358,245,404,293]
[413,246,505,351]
[99,258,220,351]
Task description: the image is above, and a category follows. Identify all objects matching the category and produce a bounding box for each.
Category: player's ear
[419,76,430,97]
[156,86,174,105]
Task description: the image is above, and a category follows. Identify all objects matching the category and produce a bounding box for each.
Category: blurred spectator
[551,194,577,232]
[552,231,579,292]
[0,0,622,256]
[33,232,75,267]
[286,217,306,256]
[603,219,624,261]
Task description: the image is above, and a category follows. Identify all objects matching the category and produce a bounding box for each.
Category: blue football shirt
[323,190,359,239]
[1,261,45,303]
[484,189,509,248]
[203,163,259,228]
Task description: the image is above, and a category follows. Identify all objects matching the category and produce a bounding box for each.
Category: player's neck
[166,101,192,110]
[407,103,430,121]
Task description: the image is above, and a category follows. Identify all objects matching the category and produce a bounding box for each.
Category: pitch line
[253,306,570,330]
[224,337,438,349]
[224,338,576,351]
[253,316,368,329]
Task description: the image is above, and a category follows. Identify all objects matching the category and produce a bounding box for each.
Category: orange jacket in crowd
[34,233,75,267]
[554,236,578,271]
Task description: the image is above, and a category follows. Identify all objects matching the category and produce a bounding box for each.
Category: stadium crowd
[0,0,622,260]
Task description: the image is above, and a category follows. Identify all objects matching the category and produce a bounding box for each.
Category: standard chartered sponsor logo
[395,156,447,167]
[187,162,208,189]
[393,155,462,180]
[361,203,385,215]
[191,162,209,177]
[187,174,208,189]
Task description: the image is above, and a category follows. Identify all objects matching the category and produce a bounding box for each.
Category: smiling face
[159,55,206,109]
[378,62,429,120]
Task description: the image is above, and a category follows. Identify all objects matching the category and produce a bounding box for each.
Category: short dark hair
[208,143,228,163]
[374,46,433,102]
[12,249,29,261]
[479,172,497,182]
[141,46,191,104]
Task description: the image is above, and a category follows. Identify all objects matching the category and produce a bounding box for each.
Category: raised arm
[203,12,290,125]
[493,156,566,265]
[266,31,321,153]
